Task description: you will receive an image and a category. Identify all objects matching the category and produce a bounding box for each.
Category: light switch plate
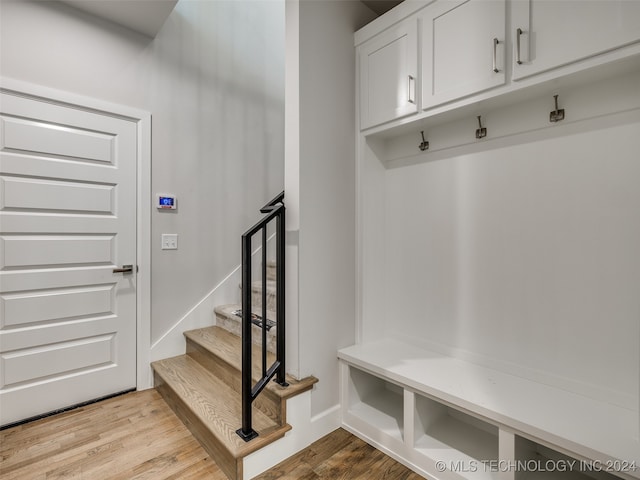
[161,234,178,250]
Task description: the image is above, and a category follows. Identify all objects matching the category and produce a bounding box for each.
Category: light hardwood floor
[252,427,424,480]
[0,390,424,479]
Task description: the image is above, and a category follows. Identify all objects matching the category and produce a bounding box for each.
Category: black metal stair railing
[236,191,288,442]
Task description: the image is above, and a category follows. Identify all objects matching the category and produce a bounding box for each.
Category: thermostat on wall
[156,194,177,210]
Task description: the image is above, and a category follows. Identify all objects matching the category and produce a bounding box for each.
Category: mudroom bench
[338,339,639,480]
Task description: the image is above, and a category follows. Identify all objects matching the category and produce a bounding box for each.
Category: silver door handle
[493,38,500,73]
[407,75,415,104]
[516,28,523,65]
[113,264,134,274]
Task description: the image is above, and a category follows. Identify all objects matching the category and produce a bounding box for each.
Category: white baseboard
[243,396,342,480]
[310,404,341,441]
[150,266,240,363]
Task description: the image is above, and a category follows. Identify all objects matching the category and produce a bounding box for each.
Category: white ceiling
[59,0,401,39]
[60,0,178,38]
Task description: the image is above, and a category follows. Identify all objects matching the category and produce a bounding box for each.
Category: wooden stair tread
[184,325,317,400]
[151,354,290,459]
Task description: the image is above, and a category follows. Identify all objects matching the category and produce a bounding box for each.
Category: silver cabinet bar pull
[407,75,415,104]
[516,28,523,65]
[492,38,500,73]
[113,264,133,274]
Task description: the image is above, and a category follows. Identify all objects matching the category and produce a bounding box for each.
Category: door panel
[421,0,506,109]
[1,235,115,268]
[1,116,114,163]
[0,176,116,213]
[1,284,114,327]
[0,92,137,426]
[512,0,640,79]
[2,334,115,387]
[359,19,418,129]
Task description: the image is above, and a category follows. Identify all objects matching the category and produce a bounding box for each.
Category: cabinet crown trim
[355,0,431,46]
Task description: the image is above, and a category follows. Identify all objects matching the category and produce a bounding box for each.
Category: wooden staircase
[152,325,317,480]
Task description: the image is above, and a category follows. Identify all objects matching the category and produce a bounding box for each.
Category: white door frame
[0,77,153,390]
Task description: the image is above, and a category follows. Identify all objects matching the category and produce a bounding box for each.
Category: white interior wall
[0,0,285,345]
[368,72,640,410]
[291,0,376,417]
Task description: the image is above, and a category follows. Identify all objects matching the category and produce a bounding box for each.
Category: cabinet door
[512,0,640,80]
[421,0,506,110]
[359,20,418,130]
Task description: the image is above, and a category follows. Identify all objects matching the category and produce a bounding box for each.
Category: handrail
[260,191,285,213]
[236,191,287,442]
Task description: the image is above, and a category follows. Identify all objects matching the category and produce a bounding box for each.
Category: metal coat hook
[550,94,565,122]
[475,116,487,139]
[419,130,429,151]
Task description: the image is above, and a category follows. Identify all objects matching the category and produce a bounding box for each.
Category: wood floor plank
[252,428,425,480]
[0,390,222,480]
[1,390,425,480]
[2,399,188,479]
[162,456,228,480]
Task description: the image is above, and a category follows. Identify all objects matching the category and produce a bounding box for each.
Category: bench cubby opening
[514,436,624,480]
[346,365,404,442]
[414,393,499,465]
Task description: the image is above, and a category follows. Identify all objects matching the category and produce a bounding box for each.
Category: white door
[0,92,137,426]
[421,0,506,110]
[359,18,418,129]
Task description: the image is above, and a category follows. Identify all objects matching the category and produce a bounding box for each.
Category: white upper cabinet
[421,0,506,110]
[512,0,640,80]
[359,19,418,129]
[356,0,640,132]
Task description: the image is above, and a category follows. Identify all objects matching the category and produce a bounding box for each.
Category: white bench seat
[338,339,639,480]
